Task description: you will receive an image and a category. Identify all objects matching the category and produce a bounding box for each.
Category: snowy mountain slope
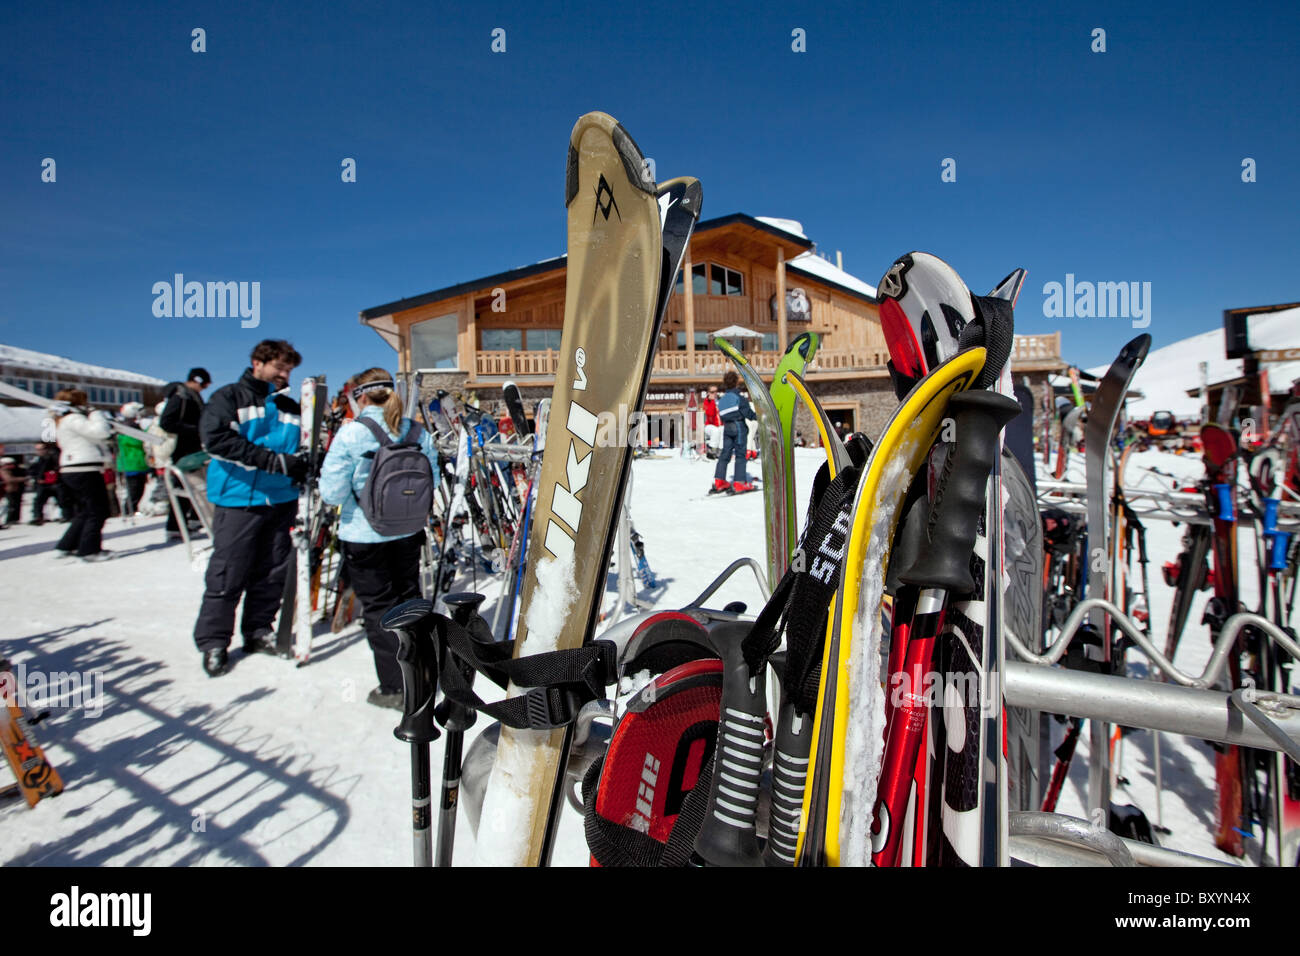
[1085,306,1300,420]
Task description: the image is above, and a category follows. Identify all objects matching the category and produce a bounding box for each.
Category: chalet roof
[358,212,886,323]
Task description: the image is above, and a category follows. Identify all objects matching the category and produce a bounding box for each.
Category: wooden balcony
[1009,332,1065,371]
[471,335,1061,382]
[473,347,891,381]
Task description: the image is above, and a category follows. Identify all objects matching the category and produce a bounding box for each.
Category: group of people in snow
[183,340,437,712]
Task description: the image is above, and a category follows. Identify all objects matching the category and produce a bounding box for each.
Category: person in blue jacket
[711,369,757,494]
[318,368,439,710]
[192,340,306,677]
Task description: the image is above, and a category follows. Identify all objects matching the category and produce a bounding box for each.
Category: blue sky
[3,0,1297,393]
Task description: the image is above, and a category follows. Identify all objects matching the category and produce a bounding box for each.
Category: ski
[278,375,328,664]
[1201,422,1246,857]
[502,381,530,439]
[714,336,788,587]
[473,112,700,866]
[770,332,820,551]
[1082,334,1150,819]
[0,380,161,446]
[796,346,987,865]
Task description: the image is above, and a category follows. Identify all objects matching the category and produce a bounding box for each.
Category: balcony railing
[472,336,1061,380]
[474,347,890,379]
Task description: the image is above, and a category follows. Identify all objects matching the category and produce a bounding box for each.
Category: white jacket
[57,410,113,473]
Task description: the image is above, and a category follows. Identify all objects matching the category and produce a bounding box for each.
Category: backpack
[353,416,434,536]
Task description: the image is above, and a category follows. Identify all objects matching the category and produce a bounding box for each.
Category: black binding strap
[432,614,617,730]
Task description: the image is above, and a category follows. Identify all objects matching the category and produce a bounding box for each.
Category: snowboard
[0,661,63,808]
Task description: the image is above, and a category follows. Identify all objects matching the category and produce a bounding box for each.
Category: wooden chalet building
[360,214,1065,442]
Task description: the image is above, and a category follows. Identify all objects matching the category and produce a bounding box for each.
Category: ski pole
[695,619,767,867]
[873,388,1020,865]
[382,598,441,867]
[437,592,485,868]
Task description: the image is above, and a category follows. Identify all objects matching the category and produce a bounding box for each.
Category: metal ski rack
[164,456,215,560]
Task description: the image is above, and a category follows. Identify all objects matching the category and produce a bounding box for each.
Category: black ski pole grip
[382,598,441,744]
[695,620,766,867]
[900,389,1021,595]
[439,592,486,732]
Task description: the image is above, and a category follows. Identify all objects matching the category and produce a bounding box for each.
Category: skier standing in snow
[30,442,66,524]
[52,390,114,560]
[702,385,722,457]
[318,369,438,709]
[115,403,150,515]
[160,368,210,541]
[711,370,757,494]
[191,342,305,677]
[0,456,25,527]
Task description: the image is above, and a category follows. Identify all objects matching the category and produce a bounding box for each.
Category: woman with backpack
[318,368,438,710]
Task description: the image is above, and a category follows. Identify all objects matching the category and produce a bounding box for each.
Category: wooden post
[683,244,696,377]
[461,293,477,374]
[776,247,787,353]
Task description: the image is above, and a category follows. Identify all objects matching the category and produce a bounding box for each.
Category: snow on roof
[1085,306,1300,419]
[787,251,878,299]
[753,217,878,297]
[755,216,807,239]
[0,344,166,386]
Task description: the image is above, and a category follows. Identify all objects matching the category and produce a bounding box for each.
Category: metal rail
[1008,599,1300,690]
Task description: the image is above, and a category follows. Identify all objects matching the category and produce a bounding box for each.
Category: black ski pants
[122,473,147,515]
[193,501,296,652]
[342,531,425,693]
[57,471,110,556]
[3,490,21,525]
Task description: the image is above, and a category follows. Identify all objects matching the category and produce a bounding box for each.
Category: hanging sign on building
[770,287,812,323]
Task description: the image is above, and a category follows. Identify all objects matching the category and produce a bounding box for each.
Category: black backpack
[353,417,434,537]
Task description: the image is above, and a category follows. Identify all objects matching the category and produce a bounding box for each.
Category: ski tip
[656,176,703,219]
[567,112,655,202]
[987,268,1028,306]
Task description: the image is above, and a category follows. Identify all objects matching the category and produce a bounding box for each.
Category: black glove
[271,453,310,484]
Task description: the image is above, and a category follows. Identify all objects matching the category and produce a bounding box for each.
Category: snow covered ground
[0,446,1277,866]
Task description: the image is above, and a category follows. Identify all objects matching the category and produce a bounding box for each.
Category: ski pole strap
[961,295,1016,389]
[437,617,617,730]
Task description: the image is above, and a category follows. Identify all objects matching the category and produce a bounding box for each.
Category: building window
[482,328,524,351]
[410,314,459,370]
[527,328,563,351]
[674,262,742,297]
[711,264,743,297]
